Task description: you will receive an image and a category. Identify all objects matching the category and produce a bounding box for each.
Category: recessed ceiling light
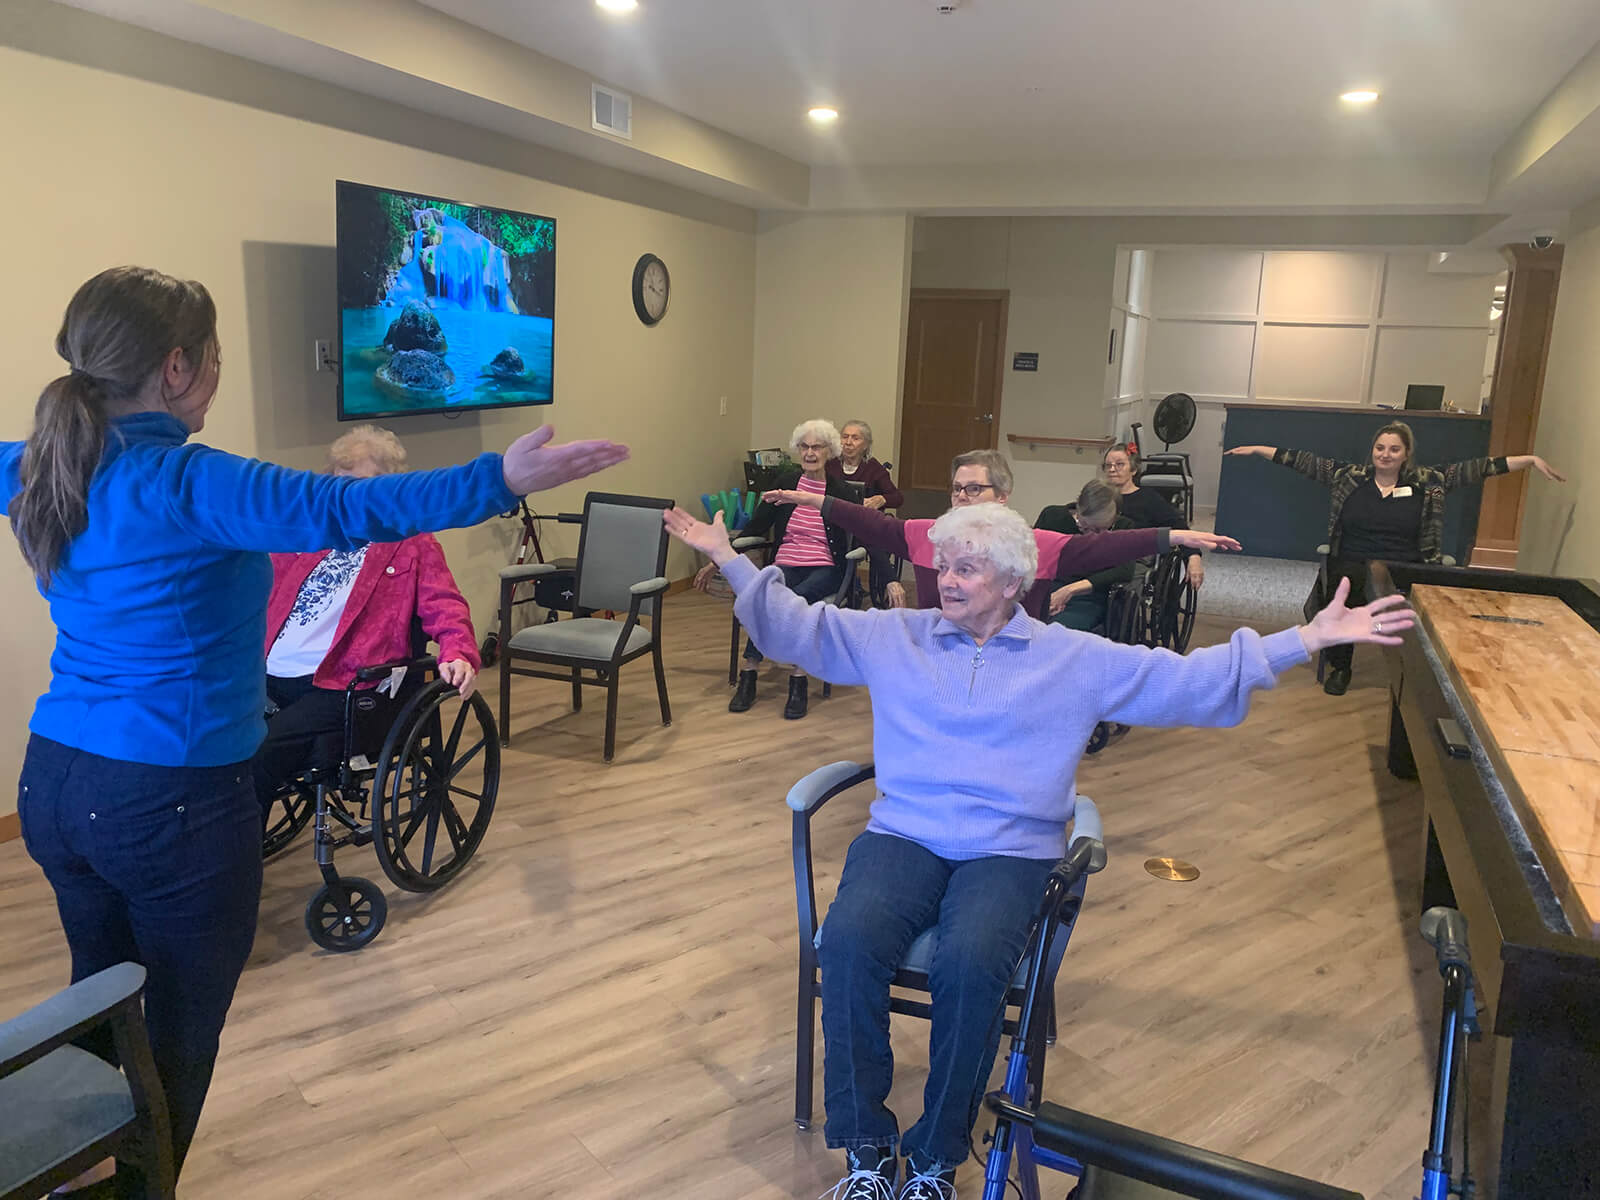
[1340,89,1380,104]
[808,107,839,124]
[596,0,637,13]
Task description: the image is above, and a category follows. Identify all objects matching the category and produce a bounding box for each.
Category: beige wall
[1521,198,1600,578]
[0,9,759,816]
[912,214,1510,521]
[751,212,913,458]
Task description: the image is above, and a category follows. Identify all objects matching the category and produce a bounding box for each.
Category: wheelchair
[1082,547,1197,756]
[977,836,1480,1200]
[260,650,500,952]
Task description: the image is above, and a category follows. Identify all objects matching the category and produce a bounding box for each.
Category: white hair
[841,419,873,454]
[790,419,842,459]
[928,502,1038,592]
[328,424,407,474]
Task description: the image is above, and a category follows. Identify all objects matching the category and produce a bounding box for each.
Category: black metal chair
[497,492,673,762]
[260,645,501,952]
[788,761,1103,1130]
[0,963,174,1200]
[1130,420,1195,523]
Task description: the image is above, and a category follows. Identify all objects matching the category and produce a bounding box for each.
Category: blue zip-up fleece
[2,412,517,767]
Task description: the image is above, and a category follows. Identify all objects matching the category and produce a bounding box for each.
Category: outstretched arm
[1091,577,1414,728]
[1227,444,1343,488]
[663,508,876,685]
[1506,454,1565,482]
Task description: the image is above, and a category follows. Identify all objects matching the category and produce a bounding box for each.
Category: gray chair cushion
[0,1047,134,1192]
[509,617,652,660]
[899,927,1034,987]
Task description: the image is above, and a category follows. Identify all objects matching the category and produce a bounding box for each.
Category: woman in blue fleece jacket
[3,266,626,1195]
[663,500,1414,1200]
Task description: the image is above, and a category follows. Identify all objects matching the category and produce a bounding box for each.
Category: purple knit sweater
[725,556,1309,860]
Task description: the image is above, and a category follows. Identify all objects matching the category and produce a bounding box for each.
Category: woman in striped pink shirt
[694,419,862,719]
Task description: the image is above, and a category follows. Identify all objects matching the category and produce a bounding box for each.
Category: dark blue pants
[742,562,845,663]
[818,831,1054,1173]
[18,734,262,1184]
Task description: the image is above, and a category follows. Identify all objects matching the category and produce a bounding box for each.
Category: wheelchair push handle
[1419,907,1471,977]
[1053,836,1107,890]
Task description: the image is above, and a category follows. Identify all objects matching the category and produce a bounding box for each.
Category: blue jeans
[743,561,845,663]
[819,831,1055,1172]
[18,734,262,1185]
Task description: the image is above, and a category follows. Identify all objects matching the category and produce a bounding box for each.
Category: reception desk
[1214,402,1493,562]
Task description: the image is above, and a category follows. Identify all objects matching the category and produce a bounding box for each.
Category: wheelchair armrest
[1068,796,1107,874]
[355,655,438,683]
[731,536,772,552]
[0,962,145,1080]
[844,546,867,562]
[786,760,875,815]
[501,562,559,582]
[1442,554,1457,567]
[1315,544,1331,557]
[629,576,670,597]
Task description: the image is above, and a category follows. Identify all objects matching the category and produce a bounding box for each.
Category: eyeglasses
[950,483,995,499]
[798,442,830,454]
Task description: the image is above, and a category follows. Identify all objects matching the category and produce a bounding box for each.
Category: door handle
[976,413,994,423]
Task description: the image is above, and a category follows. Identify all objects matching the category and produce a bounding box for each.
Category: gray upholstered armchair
[0,962,174,1200]
[497,492,674,762]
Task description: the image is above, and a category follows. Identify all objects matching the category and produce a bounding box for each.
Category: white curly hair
[789,418,842,460]
[928,502,1038,592]
[328,424,407,475]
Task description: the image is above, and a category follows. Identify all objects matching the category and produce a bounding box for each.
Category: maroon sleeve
[413,534,480,670]
[866,458,904,509]
[820,495,911,556]
[1036,527,1168,579]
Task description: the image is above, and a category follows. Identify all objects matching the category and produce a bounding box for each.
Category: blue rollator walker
[979,849,1483,1200]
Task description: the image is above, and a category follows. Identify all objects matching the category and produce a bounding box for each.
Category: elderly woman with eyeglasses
[666,499,1412,1200]
[694,418,862,718]
[768,448,1235,617]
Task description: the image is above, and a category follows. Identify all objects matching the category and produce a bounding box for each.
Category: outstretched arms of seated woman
[1506,454,1566,482]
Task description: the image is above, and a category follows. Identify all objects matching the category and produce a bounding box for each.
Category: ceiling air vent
[592,83,633,140]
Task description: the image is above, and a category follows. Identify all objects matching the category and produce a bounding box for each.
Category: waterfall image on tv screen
[336,180,555,419]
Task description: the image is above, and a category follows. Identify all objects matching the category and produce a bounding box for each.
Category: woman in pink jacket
[253,425,479,823]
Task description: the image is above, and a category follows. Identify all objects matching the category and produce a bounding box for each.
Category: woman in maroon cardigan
[253,426,479,825]
[827,419,903,510]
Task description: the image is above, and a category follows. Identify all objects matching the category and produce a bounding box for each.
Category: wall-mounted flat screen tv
[336,180,555,420]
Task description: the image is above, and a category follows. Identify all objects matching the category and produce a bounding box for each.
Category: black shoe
[898,1163,957,1200]
[728,668,758,712]
[783,675,809,720]
[1323,668,1352,696]
[832,1146,897,1199]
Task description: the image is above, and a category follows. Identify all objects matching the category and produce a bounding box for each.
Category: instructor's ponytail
[10,266,217,586]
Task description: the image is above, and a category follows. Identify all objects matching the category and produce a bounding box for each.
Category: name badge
[1390,486,1413,498]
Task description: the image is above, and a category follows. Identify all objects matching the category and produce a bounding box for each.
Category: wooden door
[898,290,1008,492]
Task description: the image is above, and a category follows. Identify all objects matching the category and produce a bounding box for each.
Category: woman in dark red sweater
[827,419,903,510]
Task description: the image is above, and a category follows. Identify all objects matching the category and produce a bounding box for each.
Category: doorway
[897,289,1008,513]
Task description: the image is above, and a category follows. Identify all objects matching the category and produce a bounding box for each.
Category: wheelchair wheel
[1085,722,1112,756]
[305,875,387,952]
[371,680,500,893]
[262,783,315,860]
[1170,571,1198,653]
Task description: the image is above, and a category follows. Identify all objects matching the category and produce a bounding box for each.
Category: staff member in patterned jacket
[1227,421,1564,694]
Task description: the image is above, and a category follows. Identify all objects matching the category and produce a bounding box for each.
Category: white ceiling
[419,0,1600,167]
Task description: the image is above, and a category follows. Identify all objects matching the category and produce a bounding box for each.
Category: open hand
[1186,556,1205,589]
[664,506,735,566]
[1300,576,1417,656]
[692,561,718,592]
[438,658,477,699]
[885,581,907,609]
[502,425,629,496]
[1171,530,1241,553]
[1048,585,1077,616]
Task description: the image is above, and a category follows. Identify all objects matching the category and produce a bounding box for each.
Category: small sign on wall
[1012,352,1039,372]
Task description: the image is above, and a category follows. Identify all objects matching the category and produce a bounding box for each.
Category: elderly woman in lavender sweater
[663,501,1414,1200]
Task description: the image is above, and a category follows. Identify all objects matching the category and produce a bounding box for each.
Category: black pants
[253,675,398,819]
[1322,558,1368,674]
[19,734,262,1189]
